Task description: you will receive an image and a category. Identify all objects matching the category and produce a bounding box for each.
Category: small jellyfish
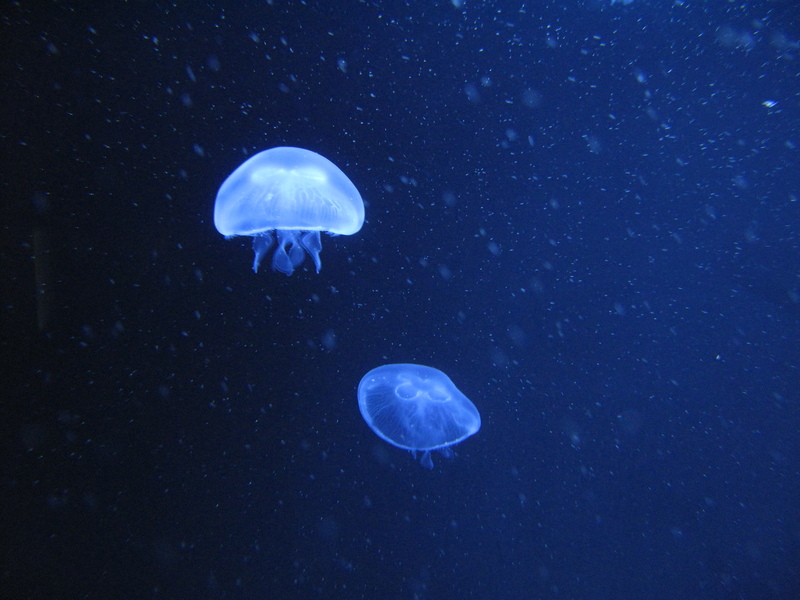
[213,146,365,275]
[357,364,481,469]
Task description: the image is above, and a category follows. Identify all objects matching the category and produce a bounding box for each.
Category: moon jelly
[358,364,481,469]
[214,146,365,275]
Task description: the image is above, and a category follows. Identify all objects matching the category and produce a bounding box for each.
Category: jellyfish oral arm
[419,450,434,470]
[273,230,306,276]
[298,231,322,273]
[251,232,275,273]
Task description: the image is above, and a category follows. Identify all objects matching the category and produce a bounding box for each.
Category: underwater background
[2,1,799,599]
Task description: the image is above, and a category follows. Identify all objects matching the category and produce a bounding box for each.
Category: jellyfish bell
[214,146,365,276]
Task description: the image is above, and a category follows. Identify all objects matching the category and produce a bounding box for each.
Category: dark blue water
[2,1,799,599]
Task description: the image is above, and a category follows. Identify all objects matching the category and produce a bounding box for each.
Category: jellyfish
[357,364,481,469]
[213,147,365,275]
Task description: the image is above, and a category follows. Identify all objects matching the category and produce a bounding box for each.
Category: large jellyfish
[213,146,365,275]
